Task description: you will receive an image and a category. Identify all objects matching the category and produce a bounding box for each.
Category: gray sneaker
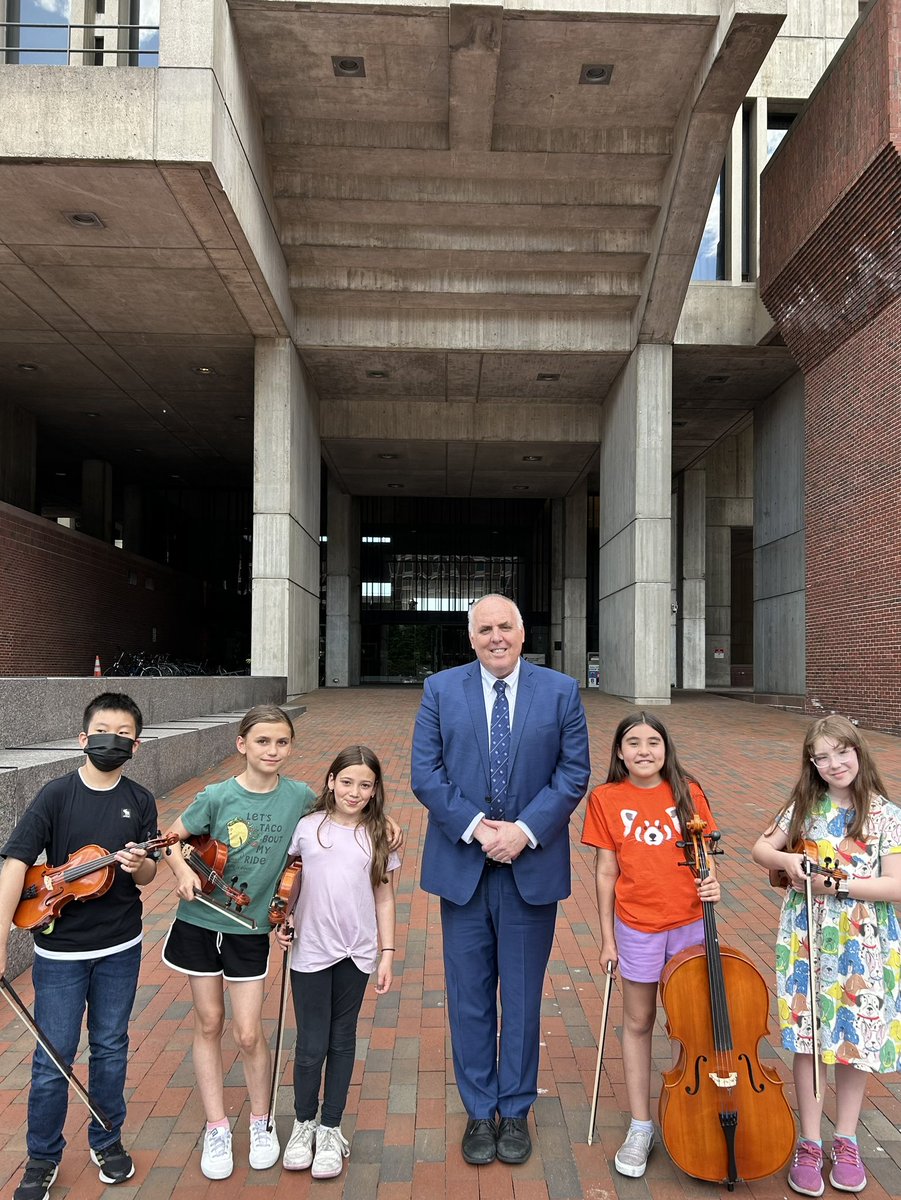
[614,1125,655,1178]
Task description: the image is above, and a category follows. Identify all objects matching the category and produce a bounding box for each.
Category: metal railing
[0,22,159,67]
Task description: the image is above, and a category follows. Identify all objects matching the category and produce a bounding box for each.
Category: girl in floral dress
[753,716,901,1197]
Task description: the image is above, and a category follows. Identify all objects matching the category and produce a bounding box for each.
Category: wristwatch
[835,878,851,898]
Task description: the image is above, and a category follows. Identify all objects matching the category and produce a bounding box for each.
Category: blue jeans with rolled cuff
[27,942,141,1162]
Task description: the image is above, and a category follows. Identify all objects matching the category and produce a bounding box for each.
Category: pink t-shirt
[287,812,400,974]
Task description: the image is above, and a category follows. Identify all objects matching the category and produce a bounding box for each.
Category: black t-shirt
[2,770,158,955]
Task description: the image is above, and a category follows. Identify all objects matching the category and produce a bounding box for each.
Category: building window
[767,112,796,161]
[691,163,726,281]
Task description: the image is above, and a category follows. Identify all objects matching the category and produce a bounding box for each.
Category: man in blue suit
[411,594,590,1166]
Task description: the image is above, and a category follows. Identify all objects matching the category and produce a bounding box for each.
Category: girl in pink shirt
[277,745,400,1180]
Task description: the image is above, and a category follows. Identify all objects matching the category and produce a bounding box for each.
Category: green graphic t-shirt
[176,775,316,933]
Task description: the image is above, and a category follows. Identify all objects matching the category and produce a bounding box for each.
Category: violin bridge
[709,1071,738,1088]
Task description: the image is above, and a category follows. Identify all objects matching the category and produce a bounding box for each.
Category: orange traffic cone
[93,655,102,678]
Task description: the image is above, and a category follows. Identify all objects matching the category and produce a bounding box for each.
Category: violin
[659,816,795,1189]
[768,838,849,890]
[181,835,252,911]
[14,833,180,931]
[268,859,302,927]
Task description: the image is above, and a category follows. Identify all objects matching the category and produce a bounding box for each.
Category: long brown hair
[312,744,390,888]
[605,711,699,835]
[773,715,889,846]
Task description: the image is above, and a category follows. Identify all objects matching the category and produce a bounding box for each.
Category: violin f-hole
[685,1054,708,1095]
[737,1053,765,1094]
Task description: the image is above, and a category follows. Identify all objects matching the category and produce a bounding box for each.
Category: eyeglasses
[810,748,857,770]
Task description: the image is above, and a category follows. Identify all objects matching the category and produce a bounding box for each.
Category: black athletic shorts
[162,918,271,981]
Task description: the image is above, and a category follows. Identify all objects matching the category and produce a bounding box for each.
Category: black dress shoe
[496,1117,532,1164]
[462,1118,497,1165]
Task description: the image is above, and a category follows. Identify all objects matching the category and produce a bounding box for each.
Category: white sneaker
[201,1126,233,1180]
[283,1118,317,1170]
[614,1124,655,1178]
[311,1125,350,1179]
[248,1117,281,1170]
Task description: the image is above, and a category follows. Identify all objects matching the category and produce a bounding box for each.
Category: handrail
[0,21,160,67]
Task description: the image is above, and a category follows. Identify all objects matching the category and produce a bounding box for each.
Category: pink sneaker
[788,1139,825,1197]
[830,1137,867,1193]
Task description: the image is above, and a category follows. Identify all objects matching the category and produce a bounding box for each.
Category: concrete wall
[0,675,288,750]
[0,400,35,511]
[754,372,805,695]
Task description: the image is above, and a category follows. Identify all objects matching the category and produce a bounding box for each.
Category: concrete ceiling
[0,2,791,500]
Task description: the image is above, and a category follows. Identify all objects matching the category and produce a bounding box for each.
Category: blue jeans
[28,942,142,1162]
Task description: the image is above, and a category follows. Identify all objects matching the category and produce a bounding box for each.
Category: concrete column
[251,338,321,695]
[122,484,143,554]
[549,499,563,673]
[754,373,805,696]
[598,343,672,705]
[562,479,587,685]
[677,468,706,688]
[725,108,742,283]
[703,429,753,686]
[0,399,36,510]
[325,475,360,687]
[81,459,113,541]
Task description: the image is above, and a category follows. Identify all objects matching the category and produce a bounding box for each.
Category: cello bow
[0,974,113,1131]
[587,959,615,1145]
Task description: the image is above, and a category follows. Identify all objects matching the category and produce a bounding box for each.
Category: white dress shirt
[462,659,537,848]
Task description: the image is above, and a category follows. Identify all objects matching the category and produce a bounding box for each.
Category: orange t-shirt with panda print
[581,778,717,933]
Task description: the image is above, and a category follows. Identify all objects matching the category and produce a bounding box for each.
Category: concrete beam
[448,4,503,152]
[639,1,786,342]
[319,399,601,443]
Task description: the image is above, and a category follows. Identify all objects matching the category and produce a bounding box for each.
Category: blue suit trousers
[441,864,557,1119]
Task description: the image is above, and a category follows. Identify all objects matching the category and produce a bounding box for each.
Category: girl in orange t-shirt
[581,712,720,1179]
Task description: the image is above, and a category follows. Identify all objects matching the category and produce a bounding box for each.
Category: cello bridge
[709,1071,738,1088]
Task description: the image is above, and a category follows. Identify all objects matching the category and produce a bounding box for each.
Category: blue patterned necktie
[489,679,510,816]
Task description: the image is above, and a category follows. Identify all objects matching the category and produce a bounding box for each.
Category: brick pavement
[1,688,900,1200]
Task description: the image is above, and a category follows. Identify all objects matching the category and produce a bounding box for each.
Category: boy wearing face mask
[0,692,157,1200]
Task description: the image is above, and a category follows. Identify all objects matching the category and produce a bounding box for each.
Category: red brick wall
[760,0,895,281]
[804,294,901,735]
[0,502,202,677]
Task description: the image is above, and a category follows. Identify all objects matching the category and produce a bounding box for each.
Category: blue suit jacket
[411,658,590,906]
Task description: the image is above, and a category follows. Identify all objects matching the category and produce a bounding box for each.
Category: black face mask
[84,733,135,773]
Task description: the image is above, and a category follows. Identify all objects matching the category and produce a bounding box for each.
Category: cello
[658,816,795,1189]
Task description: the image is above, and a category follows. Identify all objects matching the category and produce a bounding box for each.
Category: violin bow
[0,974,112,1131]
[800,856,821,1100]
[266,928,293,1132]
[191,888,257,931]
[587,960,616,1145]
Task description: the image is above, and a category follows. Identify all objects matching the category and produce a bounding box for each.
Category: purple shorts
[614,915,705,984]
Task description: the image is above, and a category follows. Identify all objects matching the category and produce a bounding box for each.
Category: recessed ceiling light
[367,369,389,379]
[580,64,614,85]
[193,366,215,375]
[234,415,250,422]
[522,455,543,462]
[378,453,398,460]
[512,485,530,492]
[387,483,404,489]
[133,448,144,453]
[536,373,560,381]
[332,55,365,77]
[170,473,181,480]
[17,362,39,372]
[63,211,105,228]
[55,471,67,477]
[704,374,730,384]
[83,411,99,418]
